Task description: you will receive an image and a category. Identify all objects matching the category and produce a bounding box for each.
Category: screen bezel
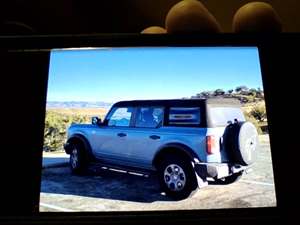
[0,33,298,224]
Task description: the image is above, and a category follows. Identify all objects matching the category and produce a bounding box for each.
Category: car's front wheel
[69,142,87,174]
[157,156,198,200]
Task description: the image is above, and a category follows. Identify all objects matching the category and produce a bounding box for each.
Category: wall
[0,1,299,34]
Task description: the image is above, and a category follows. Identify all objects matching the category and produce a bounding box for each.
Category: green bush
[43,111,90,152]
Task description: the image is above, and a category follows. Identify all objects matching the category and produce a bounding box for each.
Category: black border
[0,33,296,50]
[0,33,299,225]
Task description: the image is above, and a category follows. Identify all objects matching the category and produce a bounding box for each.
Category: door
[90,106,135,164]
[122,107,165,169]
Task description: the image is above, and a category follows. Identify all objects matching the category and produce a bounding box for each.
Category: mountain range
[46,101,113,109]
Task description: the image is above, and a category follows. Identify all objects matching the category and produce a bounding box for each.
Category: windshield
[209,106,245,127]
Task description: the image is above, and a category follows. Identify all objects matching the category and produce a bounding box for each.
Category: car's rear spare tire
[224,121,259,166]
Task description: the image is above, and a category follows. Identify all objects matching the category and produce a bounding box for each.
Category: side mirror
[91,116,102,125]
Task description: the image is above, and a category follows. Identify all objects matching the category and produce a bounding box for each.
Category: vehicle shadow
[42,157,69,168]
[41,163,175,203]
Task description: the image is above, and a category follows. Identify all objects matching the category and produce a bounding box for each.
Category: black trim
[66,134,95,161]
[112,99,206,108]
[153,142,201,167]
[129,107,137,127]
[2,33,299,223]
[0,33,298,51]
[163,107,170,128]
[63,142,72,153]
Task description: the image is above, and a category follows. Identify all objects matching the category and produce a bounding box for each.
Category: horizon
[46,84,262,104]
[47,47,263,103]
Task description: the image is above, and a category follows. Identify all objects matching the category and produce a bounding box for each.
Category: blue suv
[64,99,259,199]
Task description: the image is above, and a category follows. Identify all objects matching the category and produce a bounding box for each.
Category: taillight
[206,135,217,154]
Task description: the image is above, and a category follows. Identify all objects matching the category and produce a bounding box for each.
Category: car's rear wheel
[69,142,87,174]
[157,156,198,200]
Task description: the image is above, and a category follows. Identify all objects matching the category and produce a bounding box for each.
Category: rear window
[168,107,201,125]
[209,107,245,127]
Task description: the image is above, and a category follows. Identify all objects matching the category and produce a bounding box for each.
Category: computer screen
[39,46,276,212]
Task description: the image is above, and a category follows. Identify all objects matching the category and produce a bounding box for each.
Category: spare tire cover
[237,121,259,165]
[224,121,259,166]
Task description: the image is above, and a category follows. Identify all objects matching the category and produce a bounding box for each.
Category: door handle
[149,135,160,140]
[117,133,127,137]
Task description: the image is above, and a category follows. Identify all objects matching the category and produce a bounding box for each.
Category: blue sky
[47,47,263,103]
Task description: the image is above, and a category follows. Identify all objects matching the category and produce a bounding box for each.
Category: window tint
[209,107,245,127]
[108,107,133,127]
[136,107,164,128]
[169,107,200,125]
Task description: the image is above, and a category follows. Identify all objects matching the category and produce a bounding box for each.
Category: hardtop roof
[112,98,241,107]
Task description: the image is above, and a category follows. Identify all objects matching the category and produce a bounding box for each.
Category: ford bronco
[64,99,259,199]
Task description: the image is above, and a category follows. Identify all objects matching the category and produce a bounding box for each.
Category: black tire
[157,155,198,200]
[69,142,88,175]
[223,121,259,166]
[214,172,243,185]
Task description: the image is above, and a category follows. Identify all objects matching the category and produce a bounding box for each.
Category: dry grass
[242,101,266,114]
[47,108,108,118]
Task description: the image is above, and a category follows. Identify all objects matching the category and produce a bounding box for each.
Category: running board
[231,165,252,174]
[89,162,154,178]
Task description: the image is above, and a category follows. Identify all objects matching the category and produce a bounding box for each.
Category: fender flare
[65,134,95,160]
[152,142,200,168]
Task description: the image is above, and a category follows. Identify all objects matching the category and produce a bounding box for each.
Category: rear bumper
[194,163,248,185]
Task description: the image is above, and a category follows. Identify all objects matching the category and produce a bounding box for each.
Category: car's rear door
[121,106,165,169]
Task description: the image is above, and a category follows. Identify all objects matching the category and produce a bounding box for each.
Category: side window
[169,107,201,125]
[107,107,133,127]
[135,107,164,128]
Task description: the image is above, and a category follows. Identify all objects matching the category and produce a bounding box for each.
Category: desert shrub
[237,95,249,103]
[250,105,267,122]
[227,89,233,94]
[43,111,90,152]
[235,85,248,93]
[248,88,257,96]
[246,95,256,103]
[214,89,225,96]
[245,113,263,134]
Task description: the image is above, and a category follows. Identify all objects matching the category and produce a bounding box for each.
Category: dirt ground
[40,135,276,212]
